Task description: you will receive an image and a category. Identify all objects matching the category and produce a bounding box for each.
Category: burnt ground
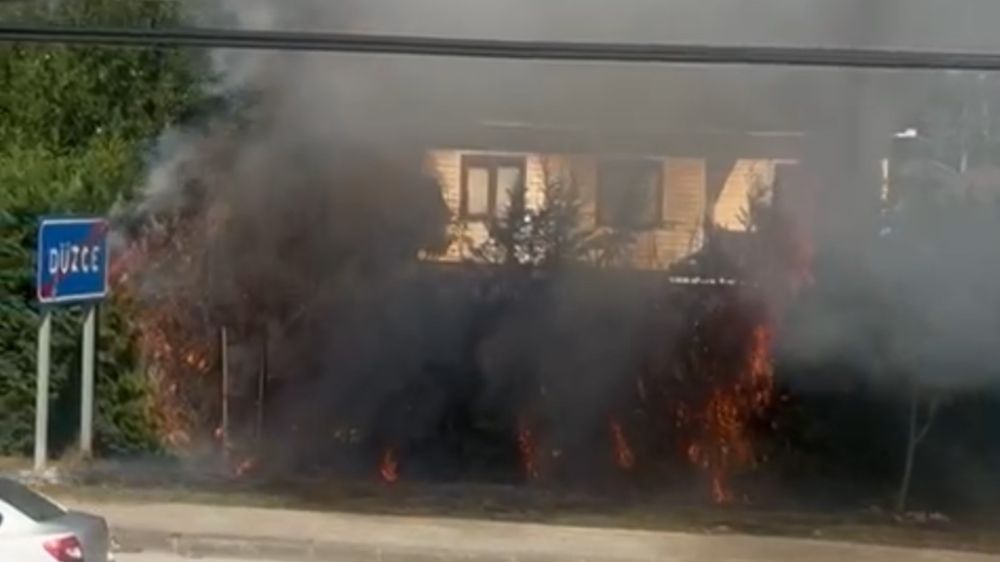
[8,456,999,556]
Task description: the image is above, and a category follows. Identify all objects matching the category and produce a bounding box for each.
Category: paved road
[119,555,261,562]
[120,555,283,562]
[68,499,1000,562]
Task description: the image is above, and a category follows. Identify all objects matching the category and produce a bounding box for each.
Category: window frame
[460,154,527,220]
[596,158,665,230]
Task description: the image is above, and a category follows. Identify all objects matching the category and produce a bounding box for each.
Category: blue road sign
[36,217,110,305]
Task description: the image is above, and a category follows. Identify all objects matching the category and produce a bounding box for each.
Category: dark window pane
[466,166,491,216]
[461,156,526,218]
[598,160,662,229]
[496,165,524,216]
[0,479,64,522]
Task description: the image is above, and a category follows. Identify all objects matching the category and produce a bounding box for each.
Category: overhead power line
[2,25,1000,71]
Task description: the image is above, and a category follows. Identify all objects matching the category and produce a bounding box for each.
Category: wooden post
[256,326,268,450]
[220,326,230,454]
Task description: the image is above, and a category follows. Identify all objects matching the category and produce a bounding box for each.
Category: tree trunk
[896,392,919,513]
[896,389,938,513]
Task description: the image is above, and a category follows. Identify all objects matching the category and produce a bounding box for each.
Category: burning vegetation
[677,312,775,503]
[379,448,399,484]
[109,122,802,505]
[103,3,819,500]
[608,418,635,472]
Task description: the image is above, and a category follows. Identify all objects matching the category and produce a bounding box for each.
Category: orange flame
[686,322,774,504]
[608,418,635,470]
[233,457,256,477]
[380,448,399,483]
[712,475,732,504]
[516,418,541,481]
[112,207,229,449]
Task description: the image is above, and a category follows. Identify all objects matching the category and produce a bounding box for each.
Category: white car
[0,477,112,562]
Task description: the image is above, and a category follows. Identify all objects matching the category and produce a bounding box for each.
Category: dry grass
[0,456,31,472]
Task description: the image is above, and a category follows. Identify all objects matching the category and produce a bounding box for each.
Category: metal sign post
[35,217,110,472]
[33,311,51,473]
[80,304,97,456]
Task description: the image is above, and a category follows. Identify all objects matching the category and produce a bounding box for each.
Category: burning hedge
[106,1,809,498]
[110,120,801,504]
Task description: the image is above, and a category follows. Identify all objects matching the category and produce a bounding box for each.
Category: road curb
[115,528,332,560]
[114,527,615,562]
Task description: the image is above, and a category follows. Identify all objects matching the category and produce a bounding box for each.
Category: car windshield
[0,479,64,522]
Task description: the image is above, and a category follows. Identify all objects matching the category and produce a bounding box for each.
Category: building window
[461,155,526,219]
[597,159,663,229]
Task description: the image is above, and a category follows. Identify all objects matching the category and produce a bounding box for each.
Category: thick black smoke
[116,0,1000,507]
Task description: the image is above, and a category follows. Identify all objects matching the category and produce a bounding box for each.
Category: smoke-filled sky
[107,0,1000,485]
[201,0,1000,52]
[123,0,1000,459]
[150,0,1000,390]
[186,0,973,165]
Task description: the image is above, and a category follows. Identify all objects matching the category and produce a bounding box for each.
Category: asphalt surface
[120,556,264,562]
[59,498,1000,562]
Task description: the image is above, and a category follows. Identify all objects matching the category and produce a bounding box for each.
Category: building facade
[426,148,796,271]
